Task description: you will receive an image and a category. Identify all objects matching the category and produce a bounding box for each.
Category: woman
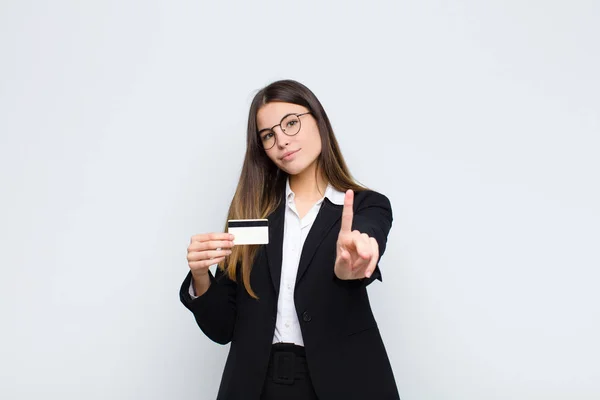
[180,80,399,399]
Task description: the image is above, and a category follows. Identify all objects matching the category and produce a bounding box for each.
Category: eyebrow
[257,113,297,134]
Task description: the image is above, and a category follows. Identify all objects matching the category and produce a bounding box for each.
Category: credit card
[227,219,269,245]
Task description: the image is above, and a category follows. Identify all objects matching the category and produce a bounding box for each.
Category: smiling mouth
[281,149,299,160]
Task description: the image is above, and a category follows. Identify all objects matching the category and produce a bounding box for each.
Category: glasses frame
[258,112,311,150]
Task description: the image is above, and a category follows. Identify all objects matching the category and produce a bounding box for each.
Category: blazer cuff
[179,270,219,312]
[333,265,382,288]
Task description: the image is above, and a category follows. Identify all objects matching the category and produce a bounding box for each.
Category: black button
[302,311,312,322]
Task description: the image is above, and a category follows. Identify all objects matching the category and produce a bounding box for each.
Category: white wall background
[1,1,598,399]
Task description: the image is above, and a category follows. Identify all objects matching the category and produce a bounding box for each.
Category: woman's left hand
[334,190,379,280]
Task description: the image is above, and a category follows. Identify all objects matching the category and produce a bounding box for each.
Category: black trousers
[260,343,319,400]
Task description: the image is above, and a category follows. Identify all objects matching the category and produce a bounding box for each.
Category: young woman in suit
[180,80,400,400]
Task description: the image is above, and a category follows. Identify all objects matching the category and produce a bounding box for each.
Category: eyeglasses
[258,112,311,150]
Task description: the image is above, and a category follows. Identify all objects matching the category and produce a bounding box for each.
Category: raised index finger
[340,189,354,233]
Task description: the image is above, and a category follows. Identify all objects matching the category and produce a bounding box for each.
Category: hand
[187,233,234,278]
[334,190,379,280]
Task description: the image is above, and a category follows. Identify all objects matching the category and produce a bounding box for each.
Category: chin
[279,163,308,176]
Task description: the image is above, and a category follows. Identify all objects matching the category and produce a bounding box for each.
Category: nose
[274,127,289,149]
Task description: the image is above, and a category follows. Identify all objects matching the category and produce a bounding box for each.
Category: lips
[280,149,299,160]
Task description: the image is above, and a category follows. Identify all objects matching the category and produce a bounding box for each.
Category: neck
[289,163,327,201]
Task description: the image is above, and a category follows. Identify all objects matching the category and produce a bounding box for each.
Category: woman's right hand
[187,233,235,278]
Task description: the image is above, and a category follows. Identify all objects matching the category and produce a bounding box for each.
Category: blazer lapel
[266,198,285,295]
[295,197,343,285]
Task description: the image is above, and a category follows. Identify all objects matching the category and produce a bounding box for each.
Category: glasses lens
[281,114,301,136]
[261,131,275,149]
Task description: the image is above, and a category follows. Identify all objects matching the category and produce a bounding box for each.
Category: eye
[261,131,274,141]
[286,120,298,128]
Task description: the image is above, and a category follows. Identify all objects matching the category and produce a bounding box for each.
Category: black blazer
[179,189,400,400]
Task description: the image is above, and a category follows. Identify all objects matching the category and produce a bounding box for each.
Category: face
[256,102,322,176]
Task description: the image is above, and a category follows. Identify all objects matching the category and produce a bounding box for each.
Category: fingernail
[229,234,234,240]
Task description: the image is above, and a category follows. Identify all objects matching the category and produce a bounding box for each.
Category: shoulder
[353,189,392,211]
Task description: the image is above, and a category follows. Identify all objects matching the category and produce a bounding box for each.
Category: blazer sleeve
[179,267,237,345]
[350,190,393,286]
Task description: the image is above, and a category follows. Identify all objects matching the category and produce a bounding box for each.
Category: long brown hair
[218,79,366,298]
